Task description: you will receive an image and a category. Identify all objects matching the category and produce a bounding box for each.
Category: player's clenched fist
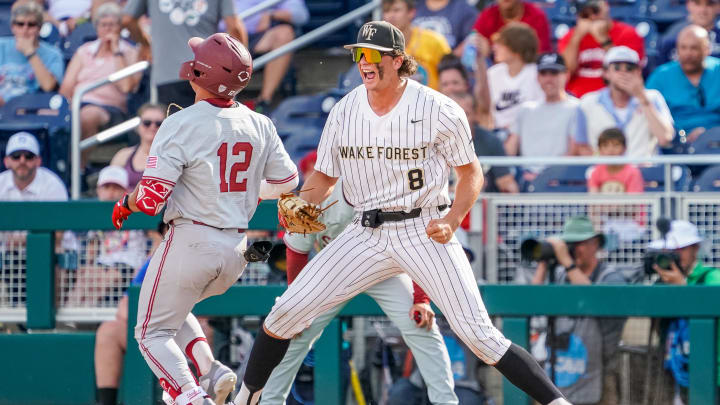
[112,193,133,229]
[426,218,455,244]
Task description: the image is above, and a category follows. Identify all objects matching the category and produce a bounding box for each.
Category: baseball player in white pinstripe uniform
[111,34,299,405]
[235,21,572,405]
[261,179,458,404]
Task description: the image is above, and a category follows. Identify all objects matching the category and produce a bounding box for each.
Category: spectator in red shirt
[588,128,644,193]
[559,0,644,97]
[474,0,551,54]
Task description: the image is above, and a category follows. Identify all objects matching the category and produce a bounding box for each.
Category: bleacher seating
[301,0,366,47]
[271,92,338,144]
[61,22,97,62]
[527,165,591,192]
[639,164,691,191]
[692,165,720,191]
[688,127,720,155]
[0,93,71,184]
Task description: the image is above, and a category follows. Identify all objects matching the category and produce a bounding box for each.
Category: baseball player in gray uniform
[261,179,458,404]
[234,21,572,405]
[112,33,298,405]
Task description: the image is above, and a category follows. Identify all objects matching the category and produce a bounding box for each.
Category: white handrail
[71,61,149,199]
[237,0,285,19]
[79,117,141,150]
[477,155,720,166]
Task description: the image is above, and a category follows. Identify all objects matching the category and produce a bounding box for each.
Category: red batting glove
[278,210,289,229]
[112,193,133,230]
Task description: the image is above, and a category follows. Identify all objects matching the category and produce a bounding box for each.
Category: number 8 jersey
[142,101,297,229]
[316,79,475,212]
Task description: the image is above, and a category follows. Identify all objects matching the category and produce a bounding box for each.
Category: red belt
[170,219,245,233]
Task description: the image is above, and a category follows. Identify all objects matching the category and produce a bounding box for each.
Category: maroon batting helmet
[179,33,253,99]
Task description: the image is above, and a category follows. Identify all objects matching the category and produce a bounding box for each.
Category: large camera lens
[521,239,556,262]
[654,253,674,270]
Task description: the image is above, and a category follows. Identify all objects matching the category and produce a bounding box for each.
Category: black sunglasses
[9,151,36,160]
[611,63,638,72]
[141,119,163,127]
[12,20,39,28]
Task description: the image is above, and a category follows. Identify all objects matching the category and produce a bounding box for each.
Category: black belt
[361,205,448,228]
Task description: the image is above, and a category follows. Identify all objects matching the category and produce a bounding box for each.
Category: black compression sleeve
[494,343,565,405]
[241,326,291,390]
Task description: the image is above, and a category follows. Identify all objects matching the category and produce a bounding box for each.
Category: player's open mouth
[362,69,376,81]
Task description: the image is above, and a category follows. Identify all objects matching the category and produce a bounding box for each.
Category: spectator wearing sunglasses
[0,132,67,201]
[110,103,167,190]
[647,25,720,143]
[60,3,142,155]
[0,1,64,106]
[572,46,674,157]
[558,0,644,98]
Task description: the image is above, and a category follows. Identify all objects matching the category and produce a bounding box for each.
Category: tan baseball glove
[277,192,335,234]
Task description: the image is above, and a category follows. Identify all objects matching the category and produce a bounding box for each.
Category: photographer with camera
[647,220,720,404]
[525,216,627,405]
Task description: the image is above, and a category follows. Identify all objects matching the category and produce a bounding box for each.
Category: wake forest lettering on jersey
[338,145,429,160]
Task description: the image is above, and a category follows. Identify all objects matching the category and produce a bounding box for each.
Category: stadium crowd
[0,0,719,404]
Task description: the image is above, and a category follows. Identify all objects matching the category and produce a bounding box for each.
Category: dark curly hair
[391,50,418,77]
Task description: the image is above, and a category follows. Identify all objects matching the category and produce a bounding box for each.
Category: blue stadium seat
[550,17,574,44]
[692,165,720,191]
[527,165,591,192]
[626,18,660,73]
[0,122,69,185]
[533,0,574,20]
[61,21,96,62]
[1,92,70,135]
[0,12,10,37]
[0,93,71,185]
[647,0,687,24]
[608,0,650,20]
[687,126,720,155]
[639,164,691,191]
[282,127,322,162]
[301,0,363,47]
[39,21,61,48]
[271,92,338,143]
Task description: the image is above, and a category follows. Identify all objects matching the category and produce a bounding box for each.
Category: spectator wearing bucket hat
[572,46,674,158]
[648,220,720,399]
[530,216,627,405]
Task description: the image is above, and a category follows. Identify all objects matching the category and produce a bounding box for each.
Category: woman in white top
[477,22,544,132]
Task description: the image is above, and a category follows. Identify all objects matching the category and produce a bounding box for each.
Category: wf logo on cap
[361,24,377,40]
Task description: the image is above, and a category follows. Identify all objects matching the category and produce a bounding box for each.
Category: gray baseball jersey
[143,101,298,229]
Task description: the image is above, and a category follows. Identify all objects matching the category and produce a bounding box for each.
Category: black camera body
[520,238,577,263]
[643,249,681,276]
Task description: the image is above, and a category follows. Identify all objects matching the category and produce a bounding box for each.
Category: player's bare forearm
[298,171,338,205]
[446,159,483,229]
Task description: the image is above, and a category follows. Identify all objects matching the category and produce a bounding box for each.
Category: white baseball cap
[97,166,129,189]
[603,46,640,67]
[649,220,703,250]
[5,132,40,156]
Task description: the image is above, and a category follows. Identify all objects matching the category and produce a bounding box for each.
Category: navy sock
[242,327,291,390]
[96,388,118,405]
[494,343,564,405]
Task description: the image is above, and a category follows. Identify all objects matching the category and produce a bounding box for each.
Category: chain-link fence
[0,232,27,310]
[485,195,661,284]
[682,194,720,267]
[0,228,284,322]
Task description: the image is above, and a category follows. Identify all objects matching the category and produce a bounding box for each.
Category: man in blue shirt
[0,1,64,105]
[648,25,720,140]
[658,0,720,64]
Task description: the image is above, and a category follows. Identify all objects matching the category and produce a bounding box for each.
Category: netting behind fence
[684,198,720,266]
[0,232,27,308]
[488,197,659,283]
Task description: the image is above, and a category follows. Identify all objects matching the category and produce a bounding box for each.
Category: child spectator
[588,128,644,193]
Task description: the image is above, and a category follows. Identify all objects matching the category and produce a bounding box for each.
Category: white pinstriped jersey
[143,101,297,229]
[315,79,475,212]
[284,179,354,253]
